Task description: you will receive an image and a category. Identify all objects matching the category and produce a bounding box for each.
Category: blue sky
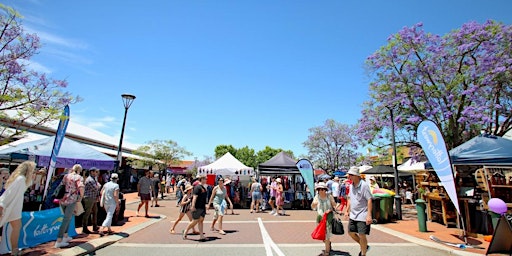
[4,1,512,160]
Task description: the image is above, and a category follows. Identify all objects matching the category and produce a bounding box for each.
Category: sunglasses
[317,188,327,191]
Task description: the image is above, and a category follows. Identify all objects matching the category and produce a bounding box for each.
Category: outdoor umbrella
[317,174,331,180]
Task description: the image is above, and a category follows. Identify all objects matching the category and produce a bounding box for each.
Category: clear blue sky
[4,1,512,159]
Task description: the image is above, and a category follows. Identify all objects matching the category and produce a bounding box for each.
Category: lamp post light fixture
[115,93,136,172]
[386,105,402,220]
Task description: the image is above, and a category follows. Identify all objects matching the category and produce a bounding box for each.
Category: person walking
[98,173,120,236]
[137,170,152,217]
[183,175,208,241]
[267,177,277,215]
[311,182,337,256]
[249,177,262,213]
[344,167,373,256]
[169,184,199,234]
[176,178,186,207]
[207,177,233,234]
[0,161,35,255]
[150,173,160,207]
[274,178,285,216]
[82,167,101,234]
[55,164,85,248]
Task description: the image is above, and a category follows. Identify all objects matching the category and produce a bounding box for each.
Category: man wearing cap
[137,170,152,217]
[344,167,372,256]
[82,167,101,233]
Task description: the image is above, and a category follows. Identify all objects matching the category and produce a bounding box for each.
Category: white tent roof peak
[198,152,253,176]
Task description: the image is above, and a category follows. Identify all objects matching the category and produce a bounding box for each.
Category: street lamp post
[387,106,402,220]
[115,94,136,173]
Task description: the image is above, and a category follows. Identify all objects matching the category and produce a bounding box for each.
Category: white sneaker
[273,212,279,216]
[62,236,72,243]
[269,210,275,215]
[54,241,69,248]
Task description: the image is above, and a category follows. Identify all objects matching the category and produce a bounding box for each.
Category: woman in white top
[99,173,120,236]
[0,161,36,256]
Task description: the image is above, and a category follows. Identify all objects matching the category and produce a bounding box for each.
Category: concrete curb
[372,225,483,256]
[52,214,166,256]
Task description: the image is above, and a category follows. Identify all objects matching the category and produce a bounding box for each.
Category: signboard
[486,214,512,255]
[0,207,78,254]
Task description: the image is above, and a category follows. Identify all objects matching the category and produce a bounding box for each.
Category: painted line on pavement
[108,242,419,248]
[258,217,285,256]
[372,225,482,256]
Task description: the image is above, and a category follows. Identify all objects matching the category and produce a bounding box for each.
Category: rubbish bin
[371,197,381,223]
[415,199,427,232]
[374,193,393,223]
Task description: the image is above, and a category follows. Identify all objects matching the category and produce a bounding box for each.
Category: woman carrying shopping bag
[310,182,337,256]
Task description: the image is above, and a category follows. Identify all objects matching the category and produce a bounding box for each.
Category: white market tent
[397,158,427,173]
[198,152,254,176]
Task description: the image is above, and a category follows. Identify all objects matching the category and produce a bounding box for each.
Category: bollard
[415,199,427,232]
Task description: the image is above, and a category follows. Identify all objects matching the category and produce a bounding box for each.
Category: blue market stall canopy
[0,136,116,170]
[448,134,512,165]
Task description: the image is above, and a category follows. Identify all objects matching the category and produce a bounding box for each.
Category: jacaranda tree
[0,5,80,143]
[303,119,360,172]
[358,20,512,150]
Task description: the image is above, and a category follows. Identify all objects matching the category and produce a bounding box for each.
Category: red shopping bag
[311,212,328,240]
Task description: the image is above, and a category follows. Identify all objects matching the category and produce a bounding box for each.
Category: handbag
[74,202,84,216]
[311,212,328,240]
[331,212,344,235]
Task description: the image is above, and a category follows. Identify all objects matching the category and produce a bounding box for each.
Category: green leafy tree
[303,119,361,172]
[128,139,191,171]
[0,4,80,143]
[255,146,294,166]
[213,145,294,169]
[214,145,237,159]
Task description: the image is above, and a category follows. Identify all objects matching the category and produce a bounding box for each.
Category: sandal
[99,231,105,237]
[219,230,226,235]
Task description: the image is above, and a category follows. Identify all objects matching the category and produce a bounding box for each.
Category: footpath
[15,193,492,256]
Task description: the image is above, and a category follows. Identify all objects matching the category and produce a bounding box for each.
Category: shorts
[349,219,371,235]
[140,193,151,201]
[269,196,276,201]
[192,208,206,220]
[151,191,159,198]
[252,192,262,200]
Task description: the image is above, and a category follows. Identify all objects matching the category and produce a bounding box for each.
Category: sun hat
[347,166,361,176]
[368,175,376,181]
[276,178,282,183]
[315,182,328,190]
[184,184,193,192]
[111,173,119,180]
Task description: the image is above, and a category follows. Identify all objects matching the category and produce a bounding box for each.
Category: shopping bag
[311,213,328,240]
[74,202,84,216]
[331,213,344,235]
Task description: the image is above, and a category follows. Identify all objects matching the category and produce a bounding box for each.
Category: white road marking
[258,217,286,256]
[111,242,418,248]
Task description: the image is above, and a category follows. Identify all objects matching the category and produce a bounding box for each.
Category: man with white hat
[344,166,372,256]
